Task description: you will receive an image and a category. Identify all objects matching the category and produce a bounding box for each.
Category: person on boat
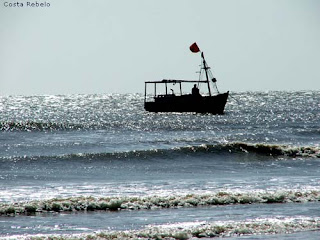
[192,84,201,96]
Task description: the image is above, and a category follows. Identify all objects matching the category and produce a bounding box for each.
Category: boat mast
[201,52,212,96]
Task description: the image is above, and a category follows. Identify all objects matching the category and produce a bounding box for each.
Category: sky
[0,0,320,95]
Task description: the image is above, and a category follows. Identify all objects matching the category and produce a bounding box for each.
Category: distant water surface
[0,91,319,239]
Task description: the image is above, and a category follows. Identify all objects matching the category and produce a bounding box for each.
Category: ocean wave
[1,189,319,216]
[0,119,202,132]
[296,128,320,136]
[0,121,84,132]
[0,120,144,132]
[224,142,320,158]
[2,142,320,162]
[3,217,320,239]
[80,217,320,239]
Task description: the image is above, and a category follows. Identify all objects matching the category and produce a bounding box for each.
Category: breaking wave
[0,121,85,132]
[73,217,320,239]
[223,142,320,158]
[2,217,320,239]
[2,142,320,162]
[1,189,320,216]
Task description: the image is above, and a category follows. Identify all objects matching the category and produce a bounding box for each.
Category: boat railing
[144,79,208,103]
[156,94,176,98]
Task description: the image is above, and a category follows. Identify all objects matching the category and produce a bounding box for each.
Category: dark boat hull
[144,91,229,114]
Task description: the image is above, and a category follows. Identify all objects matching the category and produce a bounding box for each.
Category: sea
[0,91,320,239]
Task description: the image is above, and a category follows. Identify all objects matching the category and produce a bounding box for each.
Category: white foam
[1,189,320,216]
[2,217,319,240]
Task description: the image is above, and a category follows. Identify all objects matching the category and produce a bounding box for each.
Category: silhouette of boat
[144,43,229,114]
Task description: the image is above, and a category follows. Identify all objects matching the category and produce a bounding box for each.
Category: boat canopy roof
[145,79,208,84]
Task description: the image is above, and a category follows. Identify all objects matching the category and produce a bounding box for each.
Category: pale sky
[1,0,320,95]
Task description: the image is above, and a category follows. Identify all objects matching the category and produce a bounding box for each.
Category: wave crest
[0,121,83,131]
[2,142,319,162]
[1,189,320,216]
[101,217,320,239]
[5,217,320,239]
[224,142,320,158]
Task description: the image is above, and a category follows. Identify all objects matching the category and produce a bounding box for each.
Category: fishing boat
[144,43,229,114]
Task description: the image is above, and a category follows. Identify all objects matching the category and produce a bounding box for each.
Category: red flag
[189,42,200,53]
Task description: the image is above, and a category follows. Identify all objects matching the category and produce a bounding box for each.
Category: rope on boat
[229,93,241,104]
